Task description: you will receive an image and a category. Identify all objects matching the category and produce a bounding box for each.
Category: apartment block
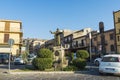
[63,28,92,50]
[0,20,23,55]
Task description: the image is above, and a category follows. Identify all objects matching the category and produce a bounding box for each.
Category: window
[119,29,120,34]
[109,34,114,40]
[110,45,115,51]
[4,34,9,43]
[118,18,120,23]
[118,36,120,41]
[5,22,10,31]
[102,57,119,62]
[68,36,71,42]
[64,38,67,42]
[81,39,84,46]
[94,37,97,41]
[76,41,78,47]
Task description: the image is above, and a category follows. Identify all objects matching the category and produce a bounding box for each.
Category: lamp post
[89,32,92,63]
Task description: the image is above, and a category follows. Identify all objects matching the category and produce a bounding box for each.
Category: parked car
[14,57,25,65]
[99,54,120,75]
[94,57,102,66]
[28,54,36,62]
[0,53,9,64]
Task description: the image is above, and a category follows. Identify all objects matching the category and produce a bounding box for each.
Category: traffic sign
[8,39,14,47]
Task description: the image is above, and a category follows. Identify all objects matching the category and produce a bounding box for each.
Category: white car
[28,54,36,62]
[14,57,25,65]
[99,54,120,75]
[94,58,102,66]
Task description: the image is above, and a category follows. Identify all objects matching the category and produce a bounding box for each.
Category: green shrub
[68,52,74,61]
[63,66,78,71]
[76,50,89,59]
[37,48,53,58]
[72,58,86,70]
[32,58,53,70]
[32,48,53,71]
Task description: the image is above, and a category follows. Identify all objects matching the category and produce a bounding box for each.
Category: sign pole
[8,39,14,73]
[8,46,11,73]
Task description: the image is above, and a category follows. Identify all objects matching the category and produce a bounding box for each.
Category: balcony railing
[97,41,108,45]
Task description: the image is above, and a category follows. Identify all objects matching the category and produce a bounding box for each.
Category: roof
[104,54,120,57]
[113,10,120,13]
[0,19,22,23]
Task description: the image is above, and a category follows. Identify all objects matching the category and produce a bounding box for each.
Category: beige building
[0,20,23,55]
[63,28,91,49]
[113,10,120,53]
[23,38,47,54]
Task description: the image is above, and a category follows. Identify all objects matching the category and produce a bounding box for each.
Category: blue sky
[0,0,120,39]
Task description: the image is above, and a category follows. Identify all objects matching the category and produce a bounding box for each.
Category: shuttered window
[4,34,9,43]
[5,22,10,31]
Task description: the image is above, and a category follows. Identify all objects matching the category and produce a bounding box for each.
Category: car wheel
[99,71,103,75]
[95,61,99,66]
[99,71,105,75]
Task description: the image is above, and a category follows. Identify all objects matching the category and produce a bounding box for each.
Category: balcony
[97,41,108,45]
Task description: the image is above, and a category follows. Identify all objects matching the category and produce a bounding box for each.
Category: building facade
[0,20,23,55]
[92,29,115,55]
[23,38,47,54]
[45,27,116,58]
[63,28,92,52]
[113,10,120,53]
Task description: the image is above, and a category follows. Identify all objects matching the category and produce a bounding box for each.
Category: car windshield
[102,57,119,62]
[0,54,9,59]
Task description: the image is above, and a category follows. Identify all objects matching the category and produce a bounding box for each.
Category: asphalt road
[0,64,120,80]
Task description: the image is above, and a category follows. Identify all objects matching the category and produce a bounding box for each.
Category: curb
[9,71,89,74]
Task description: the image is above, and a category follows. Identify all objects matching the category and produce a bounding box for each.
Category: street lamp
[88,32,92,63]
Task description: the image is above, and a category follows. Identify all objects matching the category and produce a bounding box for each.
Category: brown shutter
[5,22,10,31]
[4,34,9,43]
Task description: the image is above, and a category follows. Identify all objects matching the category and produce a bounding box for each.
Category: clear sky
[0,0,120,39]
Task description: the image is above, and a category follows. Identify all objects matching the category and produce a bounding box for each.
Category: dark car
[0,53,9,64]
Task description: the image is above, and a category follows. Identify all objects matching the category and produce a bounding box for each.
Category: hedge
[76,50,89,59]
[72,58,86,70]
[63,66,78,71]
[32,58,53,70]
[37,48,53,58]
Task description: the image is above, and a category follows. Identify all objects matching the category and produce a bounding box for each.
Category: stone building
[92,29,115,55]
[113,10,120,53]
